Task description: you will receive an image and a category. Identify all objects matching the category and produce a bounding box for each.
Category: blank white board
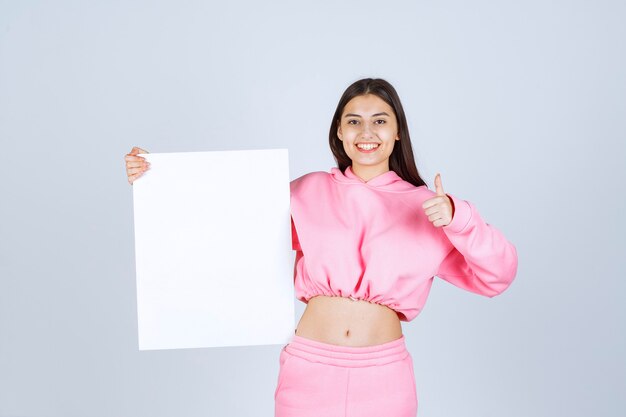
[131,149,295,350]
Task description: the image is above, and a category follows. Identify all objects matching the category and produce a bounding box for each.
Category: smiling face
[337,93,400,180]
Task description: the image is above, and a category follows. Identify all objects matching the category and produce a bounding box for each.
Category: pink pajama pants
[274,334,418,417]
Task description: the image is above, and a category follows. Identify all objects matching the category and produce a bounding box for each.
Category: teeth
[357,143,379,150]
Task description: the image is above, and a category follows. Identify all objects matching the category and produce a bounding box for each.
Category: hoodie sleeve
[435,193,518,297]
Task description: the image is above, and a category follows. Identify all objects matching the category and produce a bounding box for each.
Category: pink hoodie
[289,166,518,322]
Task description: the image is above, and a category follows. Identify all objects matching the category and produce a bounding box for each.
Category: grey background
[1,0,624,416]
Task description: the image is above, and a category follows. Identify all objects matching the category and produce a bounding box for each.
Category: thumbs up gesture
[421,172,454,227]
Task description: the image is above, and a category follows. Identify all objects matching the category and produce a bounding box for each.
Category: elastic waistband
[284,334,408,368]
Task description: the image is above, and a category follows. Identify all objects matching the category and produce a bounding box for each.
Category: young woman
[124,78,518,417]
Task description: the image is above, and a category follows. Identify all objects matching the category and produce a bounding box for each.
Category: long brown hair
[328,78,428,188]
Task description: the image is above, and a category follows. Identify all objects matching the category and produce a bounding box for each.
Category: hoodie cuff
[442,193,472,233]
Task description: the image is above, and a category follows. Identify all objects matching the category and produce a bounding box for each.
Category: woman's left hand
[422,173,454,227]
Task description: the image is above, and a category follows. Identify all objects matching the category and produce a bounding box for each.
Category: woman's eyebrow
[343,112,390,118]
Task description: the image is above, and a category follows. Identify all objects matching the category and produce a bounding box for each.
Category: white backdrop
[1,1,624,416]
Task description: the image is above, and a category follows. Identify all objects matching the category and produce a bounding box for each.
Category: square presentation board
[131,149,295,350]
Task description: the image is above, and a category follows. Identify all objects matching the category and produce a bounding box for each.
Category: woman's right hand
[125,146,150,185]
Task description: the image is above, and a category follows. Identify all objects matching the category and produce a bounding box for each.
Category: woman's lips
[355,143,380,153]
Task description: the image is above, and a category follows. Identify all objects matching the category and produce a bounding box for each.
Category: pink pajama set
[275,166,518,417]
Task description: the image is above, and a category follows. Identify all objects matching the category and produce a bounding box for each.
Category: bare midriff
[294,295,403,347]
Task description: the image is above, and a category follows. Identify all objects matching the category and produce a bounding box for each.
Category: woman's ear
[337,124,342,140]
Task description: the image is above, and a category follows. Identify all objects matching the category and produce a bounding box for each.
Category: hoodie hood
[329,165,422,192]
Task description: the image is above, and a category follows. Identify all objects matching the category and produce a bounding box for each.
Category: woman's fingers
[127,166,148,175]
[125,159,150,173]
[130,146,149,155]
[128,168,149,184]
[126,160,149,168]
[128,173,142,185]
[126,161,147,168]
[125,154,145,162]
[125,146,151,185]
